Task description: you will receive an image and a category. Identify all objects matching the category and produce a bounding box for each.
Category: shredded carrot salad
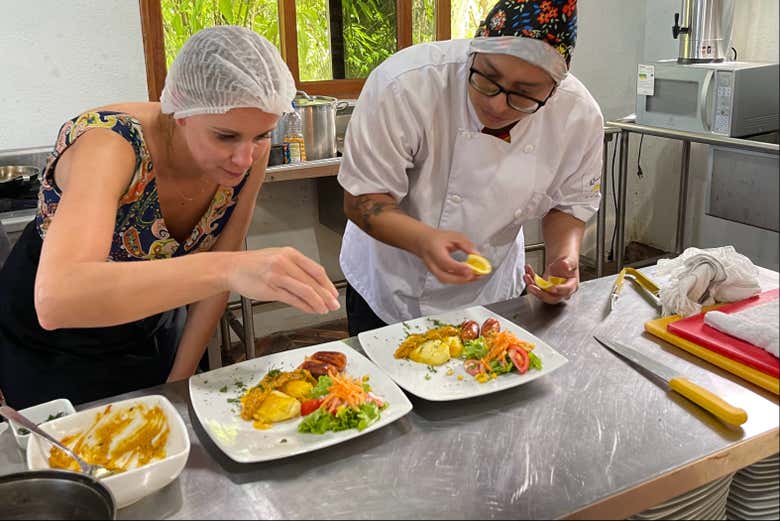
[478,330,534,374]
[319,371,370,413]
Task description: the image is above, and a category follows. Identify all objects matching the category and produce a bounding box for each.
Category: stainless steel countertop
[2,267,778,519]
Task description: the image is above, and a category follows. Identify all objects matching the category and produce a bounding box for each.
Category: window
[412,0,436,45]
[140,0,491,100]
[160,0,281,67]
[451,0,493,39]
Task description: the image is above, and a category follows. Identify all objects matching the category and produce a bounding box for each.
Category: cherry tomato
[480,318,501,337]
[508,345,530,374]
[464,359,483,376]
[460,320,480,341]
[300,398,323,416]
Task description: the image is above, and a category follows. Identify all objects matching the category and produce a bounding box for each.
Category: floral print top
[36,111,248,261]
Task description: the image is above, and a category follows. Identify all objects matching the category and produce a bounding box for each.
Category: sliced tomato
[464,359,483,376]
[300,398,323,416]
[508,345,530,374]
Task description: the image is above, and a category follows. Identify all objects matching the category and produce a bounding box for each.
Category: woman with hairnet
[339,0,603,335]
[0,26,340,408]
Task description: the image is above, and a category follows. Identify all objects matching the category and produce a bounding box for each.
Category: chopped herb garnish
[280,438,288,443]
[429,319,453,328]
[227,398,241,404]
[219,385,228,393]
[46,412,66,422]
[265,369,282,379]
[424,373,432,380]
[426,365,438,373]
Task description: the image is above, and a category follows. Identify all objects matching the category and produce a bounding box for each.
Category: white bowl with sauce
[25,394,190,509]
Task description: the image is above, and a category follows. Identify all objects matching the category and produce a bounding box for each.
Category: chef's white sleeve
[552,111,604,223]
[337,69,421,201]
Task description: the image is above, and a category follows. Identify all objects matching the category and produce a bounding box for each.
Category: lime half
[465,254,492,275]
[534,273,566,290]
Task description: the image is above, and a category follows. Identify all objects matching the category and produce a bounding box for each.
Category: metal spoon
[0,390,113,479]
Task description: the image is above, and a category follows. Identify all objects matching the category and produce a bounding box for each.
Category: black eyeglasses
[468,67,556,114]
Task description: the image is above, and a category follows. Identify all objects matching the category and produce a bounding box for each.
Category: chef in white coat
[338,0,603,335]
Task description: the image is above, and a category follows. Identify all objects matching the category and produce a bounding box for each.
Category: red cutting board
[667,289,779,378]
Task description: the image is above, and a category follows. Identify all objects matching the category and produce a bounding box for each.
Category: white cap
[160,26,296,118]
[469,36,568,84]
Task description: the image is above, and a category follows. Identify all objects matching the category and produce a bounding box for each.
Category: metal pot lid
[293,95,338,107]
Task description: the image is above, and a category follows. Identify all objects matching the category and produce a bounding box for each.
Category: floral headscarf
[471,0,578,83]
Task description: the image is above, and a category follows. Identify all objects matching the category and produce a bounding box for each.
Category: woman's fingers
[289,248,339,299]
[281,249,340,310]
[269,273,333,314]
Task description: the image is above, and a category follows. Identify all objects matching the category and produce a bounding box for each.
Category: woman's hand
[414,229,481,285]
[227,247,340,314]
[523,256,579,304]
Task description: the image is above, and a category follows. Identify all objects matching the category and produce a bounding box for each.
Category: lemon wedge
[465,254,492,275]
[534,273,566,290]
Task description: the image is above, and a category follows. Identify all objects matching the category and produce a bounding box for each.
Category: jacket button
[524,144,535,153]
[451,194,463,203]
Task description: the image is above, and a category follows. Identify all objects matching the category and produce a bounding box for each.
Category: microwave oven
[636,60,779,137]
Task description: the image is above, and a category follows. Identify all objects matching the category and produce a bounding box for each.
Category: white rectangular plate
[358,306,568,401]
[188,341,413,463]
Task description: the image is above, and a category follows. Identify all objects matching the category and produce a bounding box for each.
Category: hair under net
[160,25,296,118]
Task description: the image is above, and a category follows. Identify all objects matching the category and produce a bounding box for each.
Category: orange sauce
[49,403,169,473]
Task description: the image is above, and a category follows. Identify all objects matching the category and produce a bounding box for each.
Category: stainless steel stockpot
[293,91,349,160]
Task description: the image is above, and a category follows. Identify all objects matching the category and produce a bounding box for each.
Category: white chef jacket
[338,39,604,324]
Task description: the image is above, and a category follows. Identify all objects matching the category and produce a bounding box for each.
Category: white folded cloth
[656,246,761,317]
[704,299,779,358]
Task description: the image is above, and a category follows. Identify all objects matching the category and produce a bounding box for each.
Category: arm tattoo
[351,195,400,233]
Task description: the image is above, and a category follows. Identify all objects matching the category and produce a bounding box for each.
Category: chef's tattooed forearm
[351,195,400,232]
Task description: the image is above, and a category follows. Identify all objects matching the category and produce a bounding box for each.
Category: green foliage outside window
[161,0,280,67]
[451,0,493,39]
[412,0,435,45]
[160,0,495,81]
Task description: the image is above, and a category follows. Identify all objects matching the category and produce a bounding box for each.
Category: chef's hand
[415,229,480,285]
[227,247,341,314]
[523,256,579,304]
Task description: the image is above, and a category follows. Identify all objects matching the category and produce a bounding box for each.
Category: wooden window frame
[139,0,452,101]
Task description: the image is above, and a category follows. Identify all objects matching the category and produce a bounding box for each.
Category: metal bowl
[0,470,116,520]
[0,165,40,184]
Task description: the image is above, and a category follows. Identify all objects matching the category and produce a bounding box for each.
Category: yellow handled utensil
[608,268,661,313]
[594,336,748,427]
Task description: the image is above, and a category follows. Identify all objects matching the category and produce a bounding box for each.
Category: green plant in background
[295,0,333,81]
[412,0,435,45]
[161,0,280,67]
[451,0,493,39]
[160,0,494,81]
[342,0,396,79]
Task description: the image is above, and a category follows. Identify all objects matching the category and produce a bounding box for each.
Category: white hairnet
[160,25,296,118]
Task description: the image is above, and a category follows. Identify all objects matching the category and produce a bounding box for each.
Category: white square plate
[358,306,568,401]
[188,341,413,463]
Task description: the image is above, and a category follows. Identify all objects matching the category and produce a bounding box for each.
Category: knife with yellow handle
[594,336,748,427]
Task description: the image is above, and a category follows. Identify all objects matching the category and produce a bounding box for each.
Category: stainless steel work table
[1,267,778,519]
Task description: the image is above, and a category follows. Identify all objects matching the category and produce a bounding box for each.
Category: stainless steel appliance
[636,60,779,137]
[672,0,734,63]
[293,91,349,160]
[707,135,779,232]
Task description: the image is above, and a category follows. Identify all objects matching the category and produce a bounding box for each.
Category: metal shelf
[264,157,340,183]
